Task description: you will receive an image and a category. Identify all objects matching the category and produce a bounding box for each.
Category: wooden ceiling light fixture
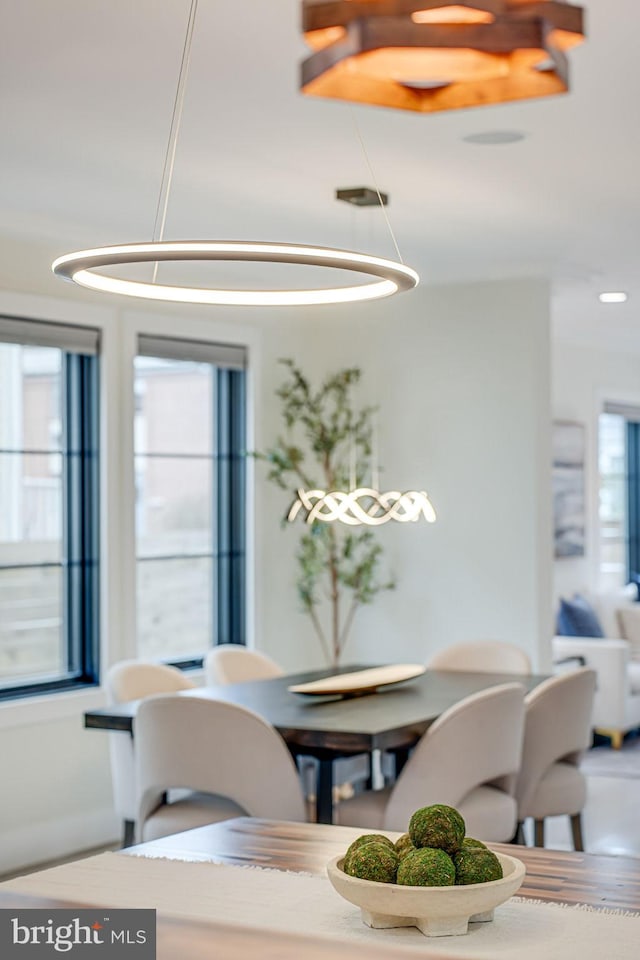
[301,1,585,113]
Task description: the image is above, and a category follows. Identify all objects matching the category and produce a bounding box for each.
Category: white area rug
[2,853,639,960]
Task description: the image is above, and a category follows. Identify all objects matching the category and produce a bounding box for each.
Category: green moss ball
[408,804,466,856]
[462,837,487,850]
[397,847,456,887]
[454,847,503,885]
[394,833,416,859]
[343,841,399,883]
[345,834,395,861]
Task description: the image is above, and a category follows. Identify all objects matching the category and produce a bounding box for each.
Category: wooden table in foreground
[0,892,430,960]
[2,818,638,959]
[127,817,640,913]
[84,664,550,824]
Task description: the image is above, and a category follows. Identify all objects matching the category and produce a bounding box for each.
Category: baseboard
[0,808,120,878]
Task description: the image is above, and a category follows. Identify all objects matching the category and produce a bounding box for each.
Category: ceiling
[1,1,639,349]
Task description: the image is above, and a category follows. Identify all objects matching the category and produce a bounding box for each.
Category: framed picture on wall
[552,420,586,558]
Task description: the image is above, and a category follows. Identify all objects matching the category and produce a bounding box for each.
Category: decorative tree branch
[255,358,395,667]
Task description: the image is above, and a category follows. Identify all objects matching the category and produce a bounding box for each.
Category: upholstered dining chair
[427,640,532,675]
[336,682,526,842]
[204,643,369,803]
[135,694,307,842]
[204,644,284,685]
[106,660,197,847]
[514,667,596,850]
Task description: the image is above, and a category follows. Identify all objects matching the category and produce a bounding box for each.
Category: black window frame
[626,421,640,582]
[134,338,247,669]
[0,320,100,701]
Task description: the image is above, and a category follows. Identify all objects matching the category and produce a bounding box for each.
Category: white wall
[552,337,640,603]
[255,278,553,673]
[0,265,553,874]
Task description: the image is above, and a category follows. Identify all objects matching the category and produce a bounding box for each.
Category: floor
[536,735,640,857]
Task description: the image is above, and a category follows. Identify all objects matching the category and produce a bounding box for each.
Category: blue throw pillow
[556,594,605,638]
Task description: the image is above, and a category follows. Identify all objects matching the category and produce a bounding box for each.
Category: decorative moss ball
[408,804,466,856]
[462,837,487,850]
[454,847,503,885]
[397,847,456,887]
[394,833,416,859]
[345,834,395,860]
[343,841,399,883]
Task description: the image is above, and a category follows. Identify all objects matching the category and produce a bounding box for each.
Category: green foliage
[255,359,395,666]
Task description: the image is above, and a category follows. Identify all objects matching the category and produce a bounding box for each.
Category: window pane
[0,453,63,559]
[0,566,63,687]
[0,333,99,698]
[135,354,216,661]
[134,357,213,455]
[137,557,213,660]
[134,348,245,661]
[599,412,627,590]
[135,455,212,558]
[0,344,65,689]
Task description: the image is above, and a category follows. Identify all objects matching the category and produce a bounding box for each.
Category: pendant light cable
[151,0,199,281]
[349,107,403,264]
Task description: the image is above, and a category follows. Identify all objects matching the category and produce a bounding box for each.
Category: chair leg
[610,731,624,750]
[122,819,135,848]
[534,818,545,848]
[512,821,526,845]
[570,813,584,852]
[509,820,527,847]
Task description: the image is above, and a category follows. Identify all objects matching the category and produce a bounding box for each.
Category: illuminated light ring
[52,241,419,307]
[287,487,437,526]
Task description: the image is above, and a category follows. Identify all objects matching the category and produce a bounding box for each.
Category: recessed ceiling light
[463,131,526,145]
[599,292,628,303]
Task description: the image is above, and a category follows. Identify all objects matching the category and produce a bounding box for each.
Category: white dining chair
[204,643,370,804]
[514,667,596,850]
[106,660,197,846]
[204,644,284,685]
[135,694,307,842]
[336,682,526,842]
[428,640,532,675]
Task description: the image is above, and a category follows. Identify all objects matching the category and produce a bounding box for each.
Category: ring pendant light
[52,1,418,307]
[52,241,418,307]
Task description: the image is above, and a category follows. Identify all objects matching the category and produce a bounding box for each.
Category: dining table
[2,818,639,960]
[84,663,551,824]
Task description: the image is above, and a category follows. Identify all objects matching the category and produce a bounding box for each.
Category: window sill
[0,668,206,732]
[0,685,107,731]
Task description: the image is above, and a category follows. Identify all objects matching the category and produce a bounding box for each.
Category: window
[134,336,246,664]
[0,316,99,699]
[599,403,640,591]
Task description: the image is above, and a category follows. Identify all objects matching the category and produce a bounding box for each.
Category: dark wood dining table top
[84,662,550,755]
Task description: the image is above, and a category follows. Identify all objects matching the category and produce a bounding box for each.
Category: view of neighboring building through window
[134,337,246,664]
[0,318,99,698]
[599,412,627,592]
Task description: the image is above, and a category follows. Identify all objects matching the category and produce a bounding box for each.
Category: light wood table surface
[127,817,640,913]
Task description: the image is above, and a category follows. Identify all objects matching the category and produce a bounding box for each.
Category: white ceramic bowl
[327,851,525,938]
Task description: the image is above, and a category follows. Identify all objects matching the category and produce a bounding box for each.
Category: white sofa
[552,590,640,748]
